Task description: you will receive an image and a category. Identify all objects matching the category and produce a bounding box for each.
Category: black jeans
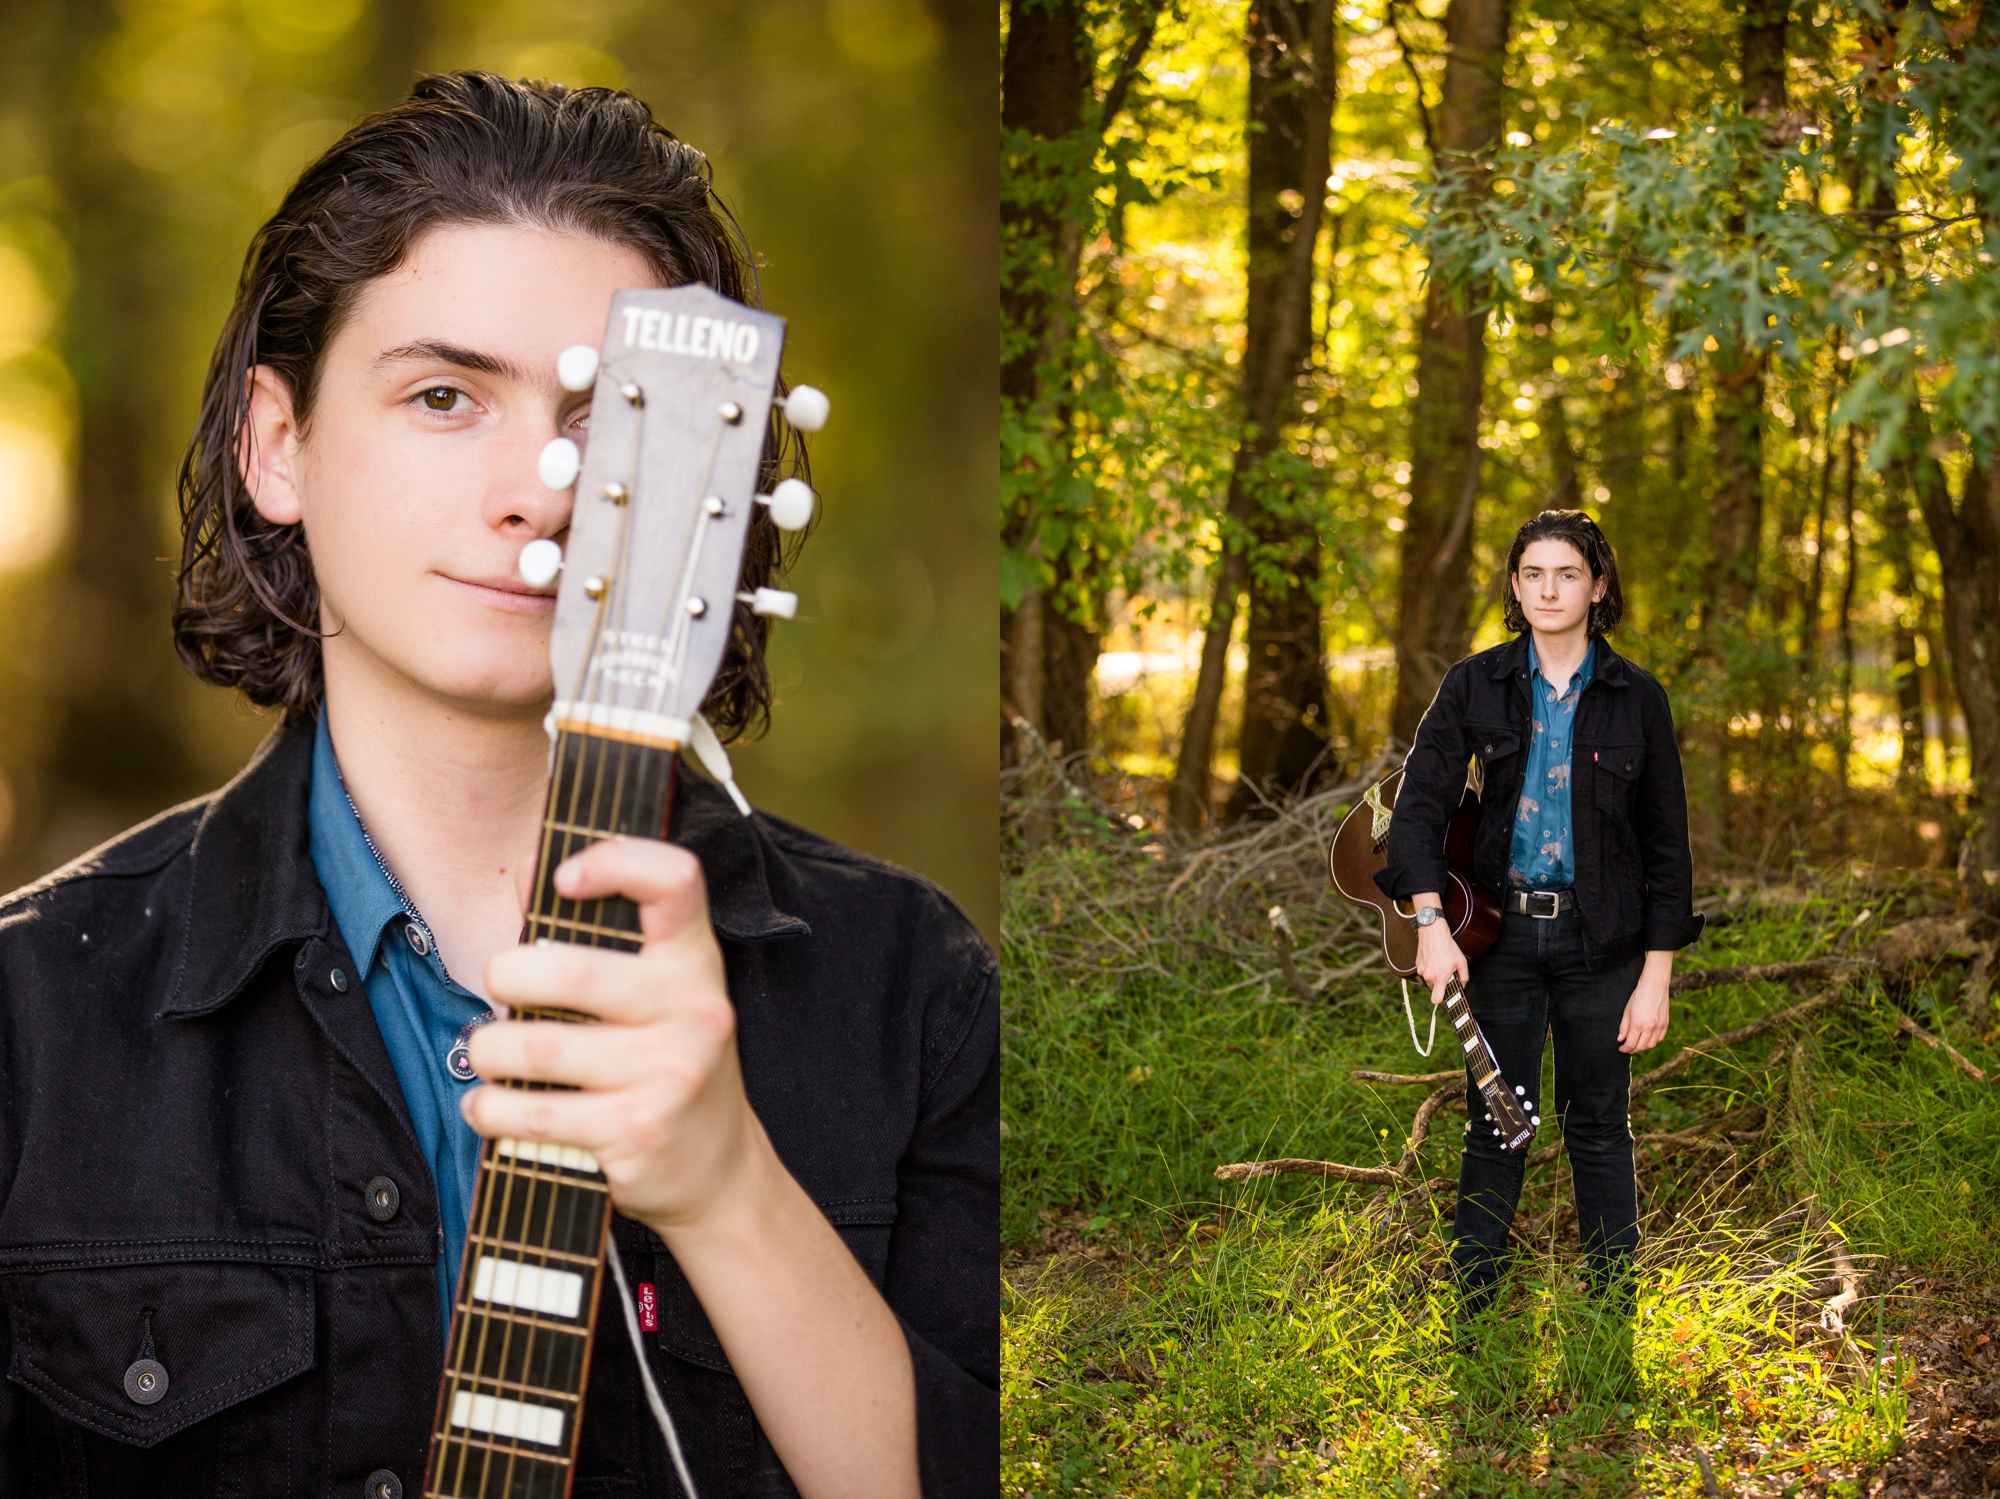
[1453,906,1644,1303]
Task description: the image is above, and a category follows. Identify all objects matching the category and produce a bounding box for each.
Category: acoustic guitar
[1327,769,1537,1152]
[422,284,825,1499]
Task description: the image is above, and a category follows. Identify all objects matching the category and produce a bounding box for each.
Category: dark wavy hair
[1500,509,1624,637]
[172,70,808,738]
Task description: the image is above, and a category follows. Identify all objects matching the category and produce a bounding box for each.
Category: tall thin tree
[1387,0,1512,744]
[1169,0,1336,827]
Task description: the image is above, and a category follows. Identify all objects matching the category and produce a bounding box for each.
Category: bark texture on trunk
[1000,0,1091,761]
[1169,0,1336,827]
[1223,0,1341,821]
[1904,451,2000,889]
[1387,0,1511,744]
[1707,0,1788,625]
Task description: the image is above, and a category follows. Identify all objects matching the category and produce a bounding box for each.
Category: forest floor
[1001,768,2000,1497]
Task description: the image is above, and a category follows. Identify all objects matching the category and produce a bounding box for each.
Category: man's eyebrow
[375,339,530,383]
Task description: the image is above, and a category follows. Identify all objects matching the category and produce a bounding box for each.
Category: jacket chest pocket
[5,1261,315,1498]
[1465,722,1522,796]
[1592,744,1647,820]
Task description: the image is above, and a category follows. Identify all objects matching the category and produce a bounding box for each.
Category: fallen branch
[1215,1078,1465,1185]
[1631,988,1847,1103]
[1806,1201,1863,1336]
[1214,1158,1403,1184]
[1895,1013,1988,1082]
[1669,957,1863,996]
[1350,1069,1462,1086]
[1266,906,1316,1003]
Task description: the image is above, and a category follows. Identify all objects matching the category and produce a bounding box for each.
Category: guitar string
[438,369,736,1497]
[643,418,734,727]
[438,380,645,1492]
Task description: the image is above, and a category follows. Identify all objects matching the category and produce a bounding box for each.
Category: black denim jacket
[1377,634,1705,971]
[0,722,998,1497]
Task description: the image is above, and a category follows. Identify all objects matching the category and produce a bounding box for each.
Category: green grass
[1002,820,2000,1496]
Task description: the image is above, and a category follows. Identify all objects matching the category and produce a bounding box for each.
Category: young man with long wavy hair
[1378,510,1704,1320]
[0,73,996,1499]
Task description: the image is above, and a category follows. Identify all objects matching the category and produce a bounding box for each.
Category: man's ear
[239,365,305,526]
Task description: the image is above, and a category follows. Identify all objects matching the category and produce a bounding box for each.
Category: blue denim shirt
[307,714,489,1331]
[1507,637,1595,890]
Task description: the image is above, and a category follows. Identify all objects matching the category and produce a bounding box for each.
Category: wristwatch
[1414,905,1445,928]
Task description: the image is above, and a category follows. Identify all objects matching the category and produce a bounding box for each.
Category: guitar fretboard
[1439,977,1535,1151]
[425,726,679,1499]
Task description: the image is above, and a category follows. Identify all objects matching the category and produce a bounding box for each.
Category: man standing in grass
[1378,510,1704,1317]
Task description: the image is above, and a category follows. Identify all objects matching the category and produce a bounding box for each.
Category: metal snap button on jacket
[404,922,431,957]
[123,1357,168,1405]
[365,1470,403,1499]
[364,1175,400,1222]
[329,967,348,993]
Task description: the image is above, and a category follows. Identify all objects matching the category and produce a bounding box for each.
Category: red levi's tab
[638,1282,658,1332]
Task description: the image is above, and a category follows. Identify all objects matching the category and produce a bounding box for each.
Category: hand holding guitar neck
[1411,895,1469,1005]
[1325,768,1537,1153]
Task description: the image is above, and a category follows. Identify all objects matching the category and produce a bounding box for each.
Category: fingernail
[554,859,579,894]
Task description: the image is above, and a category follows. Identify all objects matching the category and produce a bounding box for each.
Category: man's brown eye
[421,387,459,411]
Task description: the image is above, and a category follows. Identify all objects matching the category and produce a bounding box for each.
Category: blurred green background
[0,0,998,939]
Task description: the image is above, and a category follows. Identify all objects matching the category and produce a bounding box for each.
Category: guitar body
[1327,767,1535,1152]
[1327,768,1502,976]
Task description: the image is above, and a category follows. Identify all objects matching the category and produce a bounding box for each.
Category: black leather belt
[1507,888,1575,918]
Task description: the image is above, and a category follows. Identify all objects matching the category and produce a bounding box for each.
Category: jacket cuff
[1375,860,1449,904]
[1642,910,1706,953]
[907,1320,998,1498]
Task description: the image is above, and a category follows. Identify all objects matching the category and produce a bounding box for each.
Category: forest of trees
[1001,0,2000,889]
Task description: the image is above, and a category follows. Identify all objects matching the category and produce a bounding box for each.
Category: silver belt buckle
[1526,889,1561,919]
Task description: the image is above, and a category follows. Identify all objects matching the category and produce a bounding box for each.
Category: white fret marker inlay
[472,1255,585,1319]
[449,1390,567,1447]
[497,1137,602,1175]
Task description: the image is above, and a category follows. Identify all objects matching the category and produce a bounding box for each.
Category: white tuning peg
[538,437,582,489]
[756,478,816,531]
[556,345,600,392]
[737,587,798,619]
[777,384,829,432]
[518,539,564,589]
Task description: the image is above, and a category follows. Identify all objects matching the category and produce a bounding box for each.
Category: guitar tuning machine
[556,345,599,392]
[737,588,798,620]
[755,478,815,532]
[517,539,563,588]
[538,437,582,490]
[775,384,829,432]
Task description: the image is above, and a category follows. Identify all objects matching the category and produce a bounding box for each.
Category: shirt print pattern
[1507,637,1595,889]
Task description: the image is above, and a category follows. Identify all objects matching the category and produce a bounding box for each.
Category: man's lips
[441,573,557,612]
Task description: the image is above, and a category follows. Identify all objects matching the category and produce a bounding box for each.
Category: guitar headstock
[519,282,825,755]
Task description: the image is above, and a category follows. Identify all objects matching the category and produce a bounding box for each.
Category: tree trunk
[1000,0,1091,762]
[1837,426,1858,793]
[1387,0,1512,744]
[1878,496,1929,789]
[1223,0,1341,821]
[1691,0,1789,851]
[1170,0,1336,827]
[1901,447,2000,891]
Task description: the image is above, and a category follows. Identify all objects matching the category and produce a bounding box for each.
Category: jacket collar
[1488,631,1628,686]
[163,718,808,1017]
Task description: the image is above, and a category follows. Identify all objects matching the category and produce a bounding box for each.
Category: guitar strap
[1400,977,1440,1057]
